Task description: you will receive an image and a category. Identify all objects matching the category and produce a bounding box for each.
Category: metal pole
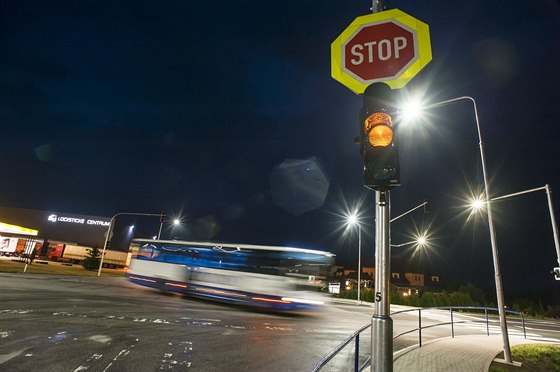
[485,308,489,336]
[371,190,392,372]
[489,184,559,274]
[418,308,422,347]
[157,222,164,240]
[354,334,360,372]
[97,218,114,277]
[391,240,419,248]
[491,186,547,201]
[421,96,512,362]
[491,184,560,272]
[371,0,383,13]
[472,97,512,363]
[157,212,165,240]
[97,212,163,277]
[390,201,428,223]
[545,185,560,268]
[358,226,362,302]
[450,308,455,338]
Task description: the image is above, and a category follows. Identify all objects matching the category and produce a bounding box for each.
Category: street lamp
[470,184,560,279]
[470,197,485,211]
[391,235,428,248]
[98,212,165,277]
[157,215,182,240]
[401,95,513,363]
[346,213,362,302]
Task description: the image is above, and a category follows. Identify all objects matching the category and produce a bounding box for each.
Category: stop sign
[332,9,432,93]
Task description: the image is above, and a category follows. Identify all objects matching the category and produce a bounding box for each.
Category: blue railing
[311,306,526,371]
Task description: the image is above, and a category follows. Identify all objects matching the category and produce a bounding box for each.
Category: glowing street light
[470,197,485,211]
[399,95,513,363]
[391,235,429,248]
[399,97,423,124]
[157,214,182,240]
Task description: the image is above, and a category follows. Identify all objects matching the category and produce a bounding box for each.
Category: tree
[82,246,101,271]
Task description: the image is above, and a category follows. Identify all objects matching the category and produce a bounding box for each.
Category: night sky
[1,1,559,304]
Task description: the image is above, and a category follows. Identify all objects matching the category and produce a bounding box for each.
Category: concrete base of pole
[371,315,393,372]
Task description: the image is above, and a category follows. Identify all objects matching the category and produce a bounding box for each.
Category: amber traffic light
[359,83,400,190]
[365,112,394,147]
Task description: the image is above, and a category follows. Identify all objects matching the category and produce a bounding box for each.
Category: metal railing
[311,306,526,371]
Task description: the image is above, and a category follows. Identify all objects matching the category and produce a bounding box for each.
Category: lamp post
[157,215,181,240]
[347,213,362,302]
[406,96,512,363]
[98,212,164,277]
[474,184,560,276]
[157,212,166,240]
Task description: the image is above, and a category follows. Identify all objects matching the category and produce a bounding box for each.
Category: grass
[489,344,560,371]
[0,259,126,277]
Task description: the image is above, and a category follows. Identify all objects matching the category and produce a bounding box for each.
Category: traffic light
[359,83,400,190]
[554,267,560,281]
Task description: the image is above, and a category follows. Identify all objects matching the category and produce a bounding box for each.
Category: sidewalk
[393,335,540,371]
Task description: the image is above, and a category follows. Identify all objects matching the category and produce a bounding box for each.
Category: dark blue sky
[1,1,559,302]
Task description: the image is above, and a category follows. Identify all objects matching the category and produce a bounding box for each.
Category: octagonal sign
[332,9,432,94]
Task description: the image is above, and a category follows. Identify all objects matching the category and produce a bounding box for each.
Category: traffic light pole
[491,185,560,275]
[545,185,560,271]
[372,189,392,371]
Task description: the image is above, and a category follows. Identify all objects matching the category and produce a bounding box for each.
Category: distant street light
[157,215,182,240]
[346,212,363,302]
[98,212,164,277]
[400,95,512,363]
[470,197,485,211]
[391,235,428,248]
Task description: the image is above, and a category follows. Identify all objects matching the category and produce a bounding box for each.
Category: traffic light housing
[359,83,400,190]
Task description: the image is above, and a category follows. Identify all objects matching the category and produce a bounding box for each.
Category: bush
[82,246,101,271]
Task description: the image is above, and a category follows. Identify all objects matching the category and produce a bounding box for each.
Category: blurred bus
[127,239,335,311]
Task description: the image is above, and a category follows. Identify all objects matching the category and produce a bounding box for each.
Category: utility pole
[372,190,392,371]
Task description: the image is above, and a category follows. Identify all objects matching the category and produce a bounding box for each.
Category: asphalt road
[2,274,558,371]
[1,274,374,371]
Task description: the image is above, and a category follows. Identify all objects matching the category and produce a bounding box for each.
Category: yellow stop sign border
[331,9,432,94]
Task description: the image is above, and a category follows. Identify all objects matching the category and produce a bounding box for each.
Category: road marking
[0,309,33,314]
[0,349,25,364]
[89,335,111,343]
[159,340,193,369]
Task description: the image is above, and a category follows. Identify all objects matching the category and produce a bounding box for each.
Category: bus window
[137,244,157,260]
